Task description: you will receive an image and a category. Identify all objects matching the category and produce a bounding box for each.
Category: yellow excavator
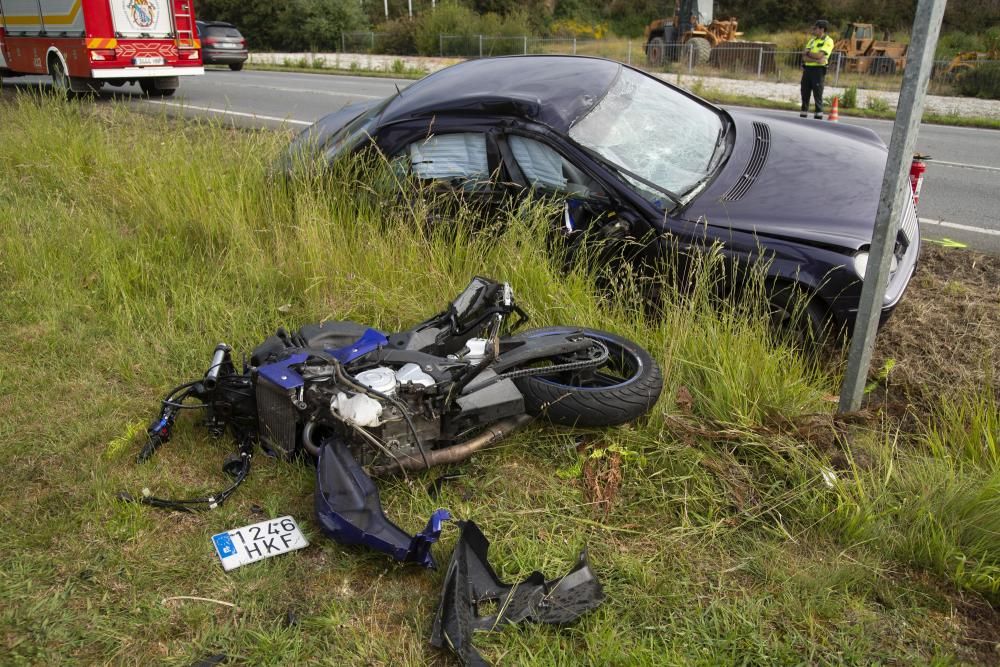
[832,23,908,74]
[643,0,775,70]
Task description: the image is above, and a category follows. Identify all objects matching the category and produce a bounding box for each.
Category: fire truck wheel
[49,57,72,98]
[139,79,176,97]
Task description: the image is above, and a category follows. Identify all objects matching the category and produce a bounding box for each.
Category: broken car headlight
[852,251,898,280]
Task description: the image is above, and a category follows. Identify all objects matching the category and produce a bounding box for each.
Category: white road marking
[928,159,1000,173]
[920,217,1000,237]
[143,100,312,126]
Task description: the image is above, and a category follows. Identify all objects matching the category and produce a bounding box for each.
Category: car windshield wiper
[573,143,682,211]
[705,117,731,174]
[680,118,731,199]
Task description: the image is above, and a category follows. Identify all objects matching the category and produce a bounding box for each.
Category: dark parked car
[196,20,248,71]
[285,56,920,337]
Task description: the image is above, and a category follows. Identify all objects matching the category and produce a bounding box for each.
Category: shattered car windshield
[569,67,724,204]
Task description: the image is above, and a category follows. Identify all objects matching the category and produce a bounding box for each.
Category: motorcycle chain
[495,338,610,382]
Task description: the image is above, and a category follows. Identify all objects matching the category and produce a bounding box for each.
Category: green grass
[2,92,999,664]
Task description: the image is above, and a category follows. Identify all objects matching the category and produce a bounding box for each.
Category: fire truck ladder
[173,1,197,47]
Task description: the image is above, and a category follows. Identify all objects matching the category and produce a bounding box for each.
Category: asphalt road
[5,68,1000,252]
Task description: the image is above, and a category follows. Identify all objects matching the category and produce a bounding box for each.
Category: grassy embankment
[1,92,999,664]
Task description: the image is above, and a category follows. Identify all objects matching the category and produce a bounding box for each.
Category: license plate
[217,43,237,49]
[133,56,164,66]
[212,515,308,571]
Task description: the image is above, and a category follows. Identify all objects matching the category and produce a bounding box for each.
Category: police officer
[801,20,835,119]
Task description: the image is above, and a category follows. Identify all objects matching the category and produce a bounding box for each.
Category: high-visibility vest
[804,35,835,67]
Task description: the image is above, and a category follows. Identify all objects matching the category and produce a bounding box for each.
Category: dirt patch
[870,244,1000,413]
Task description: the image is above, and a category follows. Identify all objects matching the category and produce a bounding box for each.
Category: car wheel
[687,37,711,66]
[229,62,244,71]
[768,285,831,350]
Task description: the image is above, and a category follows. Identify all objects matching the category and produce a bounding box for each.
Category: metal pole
[383,0,388,19]
[342,32,345,53]
[688,42,693,72]
[524,35,527,55]
[479,34,483,58]
[573,37,577,55]
[757,46,763,78]
[408,0,412,18]
[370,31,374,51]
[627,39,631,65]
[839,0,946,413]
[834,52,842,86]
[439,33,443,57]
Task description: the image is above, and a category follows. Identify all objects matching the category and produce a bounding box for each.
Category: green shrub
[375,17,418,55]
[955,62,1000,100]
[414,1,479,55]
[840,85,858,109]
[865,95,891,113]
[273,0,366,51]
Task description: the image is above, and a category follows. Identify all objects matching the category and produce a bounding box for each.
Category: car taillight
[89,48,117,61]
[203,37,217,45]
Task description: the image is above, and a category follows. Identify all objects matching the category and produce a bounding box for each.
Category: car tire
[512,327,663,427]
[768,285,831,349]
[229,62,244,71]
[687,37,711,66]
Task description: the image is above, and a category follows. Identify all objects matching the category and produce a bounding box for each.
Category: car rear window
[202,25,243,39]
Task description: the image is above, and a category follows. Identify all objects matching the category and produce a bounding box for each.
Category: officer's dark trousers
[800,66,827,114]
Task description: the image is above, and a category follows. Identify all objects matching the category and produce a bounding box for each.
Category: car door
[381,125,522,226]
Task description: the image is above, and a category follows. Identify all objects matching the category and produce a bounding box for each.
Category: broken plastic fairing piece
[314,439,449,568]
[430,520,605,666]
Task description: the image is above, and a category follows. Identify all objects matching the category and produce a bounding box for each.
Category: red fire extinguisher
[909,154,930,209]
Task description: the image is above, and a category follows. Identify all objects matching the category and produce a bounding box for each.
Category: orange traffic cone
[829,96,840,122]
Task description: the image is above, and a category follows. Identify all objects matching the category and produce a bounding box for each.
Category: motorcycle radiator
[255,375,299,457]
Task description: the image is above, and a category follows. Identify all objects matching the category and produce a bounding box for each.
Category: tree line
[195,0,1000,52]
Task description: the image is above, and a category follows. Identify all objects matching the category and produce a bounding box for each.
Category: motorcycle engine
[329,363,443,465]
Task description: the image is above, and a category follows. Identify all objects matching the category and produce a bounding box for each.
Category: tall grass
[1,92,997,664]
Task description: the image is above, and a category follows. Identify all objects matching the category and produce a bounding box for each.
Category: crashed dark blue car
[286,55,920,337]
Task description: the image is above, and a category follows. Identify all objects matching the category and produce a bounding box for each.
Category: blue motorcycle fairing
[315,438,449,568]
[256,328,389,390]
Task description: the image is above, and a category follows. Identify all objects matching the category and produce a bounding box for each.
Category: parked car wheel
[229,62,244,71]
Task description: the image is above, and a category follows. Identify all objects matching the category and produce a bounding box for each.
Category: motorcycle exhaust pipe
[370,414,533,476]
[203,343,232,391]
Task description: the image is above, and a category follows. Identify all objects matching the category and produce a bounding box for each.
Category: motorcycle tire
[512,327,663,427]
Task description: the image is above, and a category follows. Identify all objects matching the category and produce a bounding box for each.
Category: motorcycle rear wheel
[512,327,663,426]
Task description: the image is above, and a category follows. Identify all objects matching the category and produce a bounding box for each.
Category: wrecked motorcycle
[134,277,663,567]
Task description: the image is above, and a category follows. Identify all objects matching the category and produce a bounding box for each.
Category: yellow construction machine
[832,23,908,74]
[643,0,773,67]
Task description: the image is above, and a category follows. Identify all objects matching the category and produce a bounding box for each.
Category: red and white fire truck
[0,0,203,96]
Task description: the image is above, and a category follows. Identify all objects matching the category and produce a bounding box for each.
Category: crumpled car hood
[683,108,890,251]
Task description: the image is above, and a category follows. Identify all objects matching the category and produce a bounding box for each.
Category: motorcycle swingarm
[315,439,449,568]
[489,329,596,375]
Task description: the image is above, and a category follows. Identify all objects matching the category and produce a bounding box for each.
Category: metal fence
[339,32,996,93]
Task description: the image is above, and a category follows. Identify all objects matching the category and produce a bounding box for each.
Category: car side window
[406,133,489,186]
[507,136,603,198]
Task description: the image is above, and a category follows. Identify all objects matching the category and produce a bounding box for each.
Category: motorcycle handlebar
[202,343,231,391]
